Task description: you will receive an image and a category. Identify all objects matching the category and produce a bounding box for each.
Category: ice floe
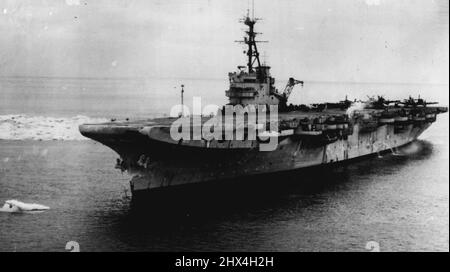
[0,200,50,213]
[0,114,108,141]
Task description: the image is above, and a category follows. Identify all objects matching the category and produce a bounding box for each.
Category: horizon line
[0,74,448,86]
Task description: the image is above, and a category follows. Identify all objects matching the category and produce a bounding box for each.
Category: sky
[0,0,448,84]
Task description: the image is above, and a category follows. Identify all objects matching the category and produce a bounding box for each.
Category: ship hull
[85,121,432,194]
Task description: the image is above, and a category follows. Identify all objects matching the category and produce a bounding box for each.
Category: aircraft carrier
[79,13,448,196]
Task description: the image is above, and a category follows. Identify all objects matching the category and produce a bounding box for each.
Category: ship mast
[244,15,260,72]
[237,8,266,73]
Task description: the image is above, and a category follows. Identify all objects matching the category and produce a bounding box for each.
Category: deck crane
[282,77,304,100]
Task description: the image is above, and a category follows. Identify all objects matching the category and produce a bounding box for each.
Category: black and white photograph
[0,0,448,257]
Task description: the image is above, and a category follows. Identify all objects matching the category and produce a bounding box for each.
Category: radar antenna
[236,1,267,73]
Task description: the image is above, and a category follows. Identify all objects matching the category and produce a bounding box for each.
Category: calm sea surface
[0,77,448,251]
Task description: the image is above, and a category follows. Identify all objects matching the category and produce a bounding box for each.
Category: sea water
[0,76,448,251]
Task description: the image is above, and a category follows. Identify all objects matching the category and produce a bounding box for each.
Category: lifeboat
[413,116,426,122]
[379,118,395,124]
[280,129,294,136]
[425,114,436,122]
[326,124,337,130]
[294,119,323,136]
[324,115,348,131]
[295,130,322,136]
[315,124,326,130]
[394,116,409,123]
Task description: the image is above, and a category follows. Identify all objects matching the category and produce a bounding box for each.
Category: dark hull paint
[80,120,437,194]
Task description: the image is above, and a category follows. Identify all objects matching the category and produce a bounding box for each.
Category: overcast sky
[0,0,448,84]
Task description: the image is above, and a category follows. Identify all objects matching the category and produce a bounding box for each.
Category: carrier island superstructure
[79,14,448,195]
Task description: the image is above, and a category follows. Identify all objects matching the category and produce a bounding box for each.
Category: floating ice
[0,200,50,213]
[0,114,108,141]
